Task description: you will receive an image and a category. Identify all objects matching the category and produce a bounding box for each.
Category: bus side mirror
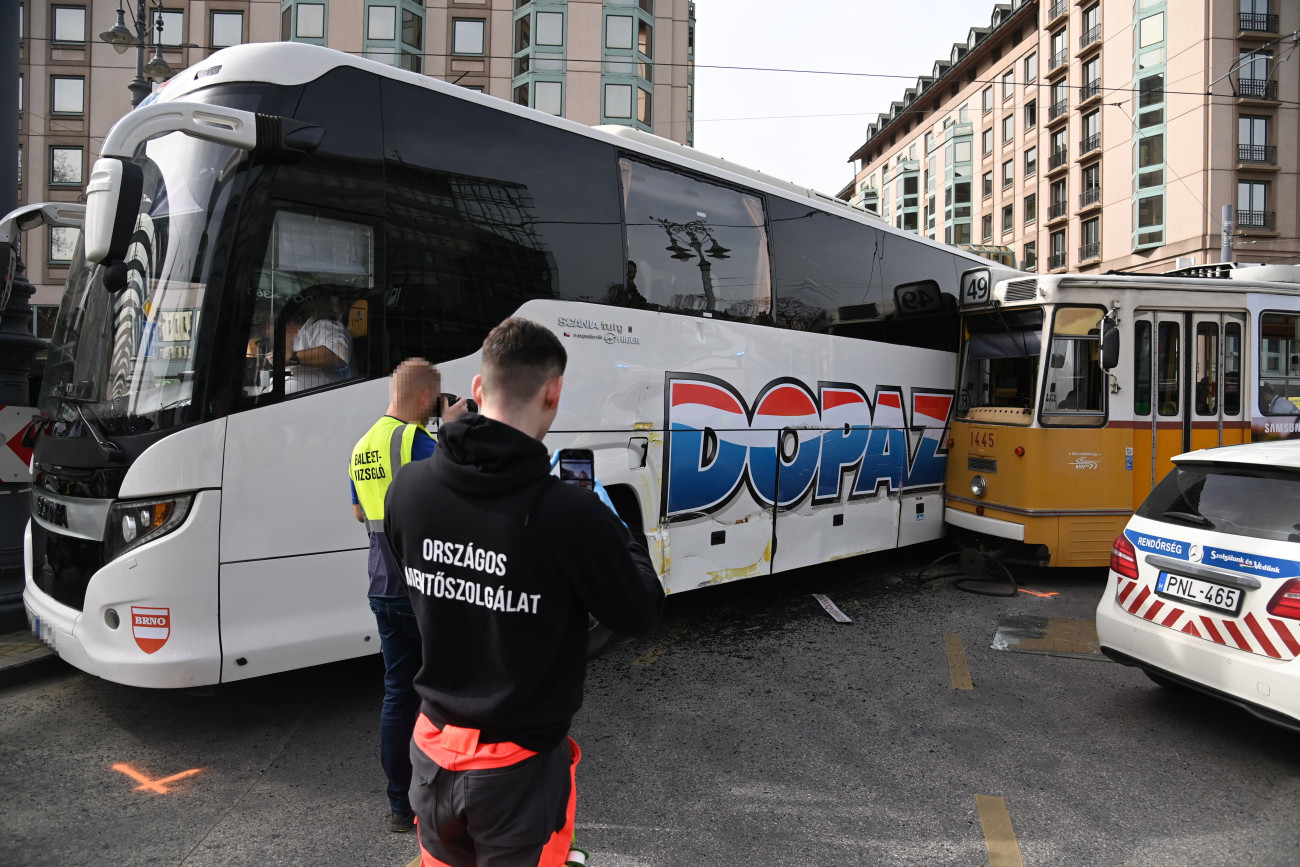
[84,158,144,280]
[1100,316,1120,370]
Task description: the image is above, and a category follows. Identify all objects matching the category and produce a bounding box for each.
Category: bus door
[1131,310,1245,506]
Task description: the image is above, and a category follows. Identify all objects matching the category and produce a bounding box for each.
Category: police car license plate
[1156,572,1243,615]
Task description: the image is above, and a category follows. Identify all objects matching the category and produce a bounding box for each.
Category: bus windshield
[39,131,250,436]
[956,308,1043,417]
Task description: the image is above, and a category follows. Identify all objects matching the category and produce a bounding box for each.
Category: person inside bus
[349,359,469,833]
[286,294,354,394]
[1261,381,1299,415]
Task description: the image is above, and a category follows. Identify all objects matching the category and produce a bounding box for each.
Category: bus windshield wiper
[59,396,125,463]
[1162,510,1212,528]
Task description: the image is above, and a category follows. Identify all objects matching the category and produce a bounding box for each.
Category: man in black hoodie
[384,317,664,867]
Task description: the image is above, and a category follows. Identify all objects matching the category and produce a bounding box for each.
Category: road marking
[113,763,202,794]
[406,857,421,867]
[944,631,974,690]
[974,794,1025,867]
[1017,588,1059,597]
[633,624,687,667]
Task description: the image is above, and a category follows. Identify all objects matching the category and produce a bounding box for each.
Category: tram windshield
[956,308,1043,417]
[39,131,250,436]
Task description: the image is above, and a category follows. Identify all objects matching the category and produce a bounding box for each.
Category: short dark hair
[481,318,567,407]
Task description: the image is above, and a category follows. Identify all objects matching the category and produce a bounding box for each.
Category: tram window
[378,78,625,363]
[1134,320,1152,415]
[1195,322,1218,415]
[1259,313,1300,415]
[242,211,374,401]
[1041,306,1105,427]
[956,308,1042,417]
[1224,322,1241,415]
[620,158,771,322]
[1157,320,1180,417]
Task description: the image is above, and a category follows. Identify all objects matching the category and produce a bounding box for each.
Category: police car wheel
[587,616,617,659]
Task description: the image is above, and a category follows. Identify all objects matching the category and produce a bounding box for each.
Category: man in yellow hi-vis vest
[350,358,468,833]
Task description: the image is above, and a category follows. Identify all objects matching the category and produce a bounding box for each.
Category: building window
[49,226,77,264]
[607,15,633,49]
[1081,110,1100,153]
[1002,115,1014,143]
[1025,99,1037,129]
[1080,217,1100,260]
[1023,241,1037,271]
[453,19,485,54]
[211,10,243,47]
[1002,204,1014,233]
[1002,69,1014,100]
[535,80,562,115]
[1025,52,1037,82]
[1002,158,1013,187]
[31,305,59,340]
[1025,146,1037,175]
[536,11,563,46]
[296,3,324,39]
[981,214,993,242]
[637,87,652,124]
[1239,115,1272,163]
[982,170,993,199]
[1137,194,1164,245]
[368,6,396,40]
[50,76,84,115]
[1049,229,1066,269]
[1238,181,1269,227]
[49,146,82,186]
[982,86,993,113]
[1138,12,1165,69]
[51,5,86,43]
[155,8,183,45]
[982,128,993,155]
[1024,193,1037,223]
[605,83,632,118]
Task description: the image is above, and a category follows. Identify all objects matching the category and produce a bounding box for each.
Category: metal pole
[1220,204,1234,264]
[129,0,153,109]
[0,0,17,213]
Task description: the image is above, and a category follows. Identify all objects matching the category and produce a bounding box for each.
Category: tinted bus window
[766,196,869,331]
[619,158,771,322]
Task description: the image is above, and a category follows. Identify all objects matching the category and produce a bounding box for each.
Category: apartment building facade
[846,0,1298,276]
[14,0,695,317]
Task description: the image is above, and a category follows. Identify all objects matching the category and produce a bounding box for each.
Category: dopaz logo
[131,606,170,654]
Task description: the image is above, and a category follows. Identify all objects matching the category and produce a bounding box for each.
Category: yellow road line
[406,857,421,867]
[974,794,1025,867]
[633,624,687,667]
[944,631,974,690]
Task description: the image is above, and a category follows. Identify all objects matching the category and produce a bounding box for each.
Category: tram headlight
[104,494,194,563]
[971,475,987,498]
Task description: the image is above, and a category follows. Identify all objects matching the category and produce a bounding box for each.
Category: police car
[1096,439,1300,732]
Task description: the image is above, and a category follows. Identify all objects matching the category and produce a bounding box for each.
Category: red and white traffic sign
[0,405,36,483]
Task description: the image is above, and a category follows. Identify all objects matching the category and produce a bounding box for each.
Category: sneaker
[389,810,415,833]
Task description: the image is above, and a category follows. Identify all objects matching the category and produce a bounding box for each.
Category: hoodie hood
[434,413,552,496]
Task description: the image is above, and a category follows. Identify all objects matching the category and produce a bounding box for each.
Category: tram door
[1131,310,1245,507]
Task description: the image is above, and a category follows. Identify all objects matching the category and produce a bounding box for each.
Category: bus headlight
[104,494,194,563]
[971,475,987,498]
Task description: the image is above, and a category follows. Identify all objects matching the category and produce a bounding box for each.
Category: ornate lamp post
[653,217,731,313]
[100,0,176,109]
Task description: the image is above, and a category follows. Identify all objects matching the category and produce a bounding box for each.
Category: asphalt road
[3,544,1299,866]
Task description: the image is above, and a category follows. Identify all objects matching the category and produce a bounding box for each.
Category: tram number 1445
[970,430,996,449]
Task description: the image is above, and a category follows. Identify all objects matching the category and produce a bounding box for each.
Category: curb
[0,631,67,688]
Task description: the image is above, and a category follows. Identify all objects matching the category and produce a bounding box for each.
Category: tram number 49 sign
[960,268,991,306]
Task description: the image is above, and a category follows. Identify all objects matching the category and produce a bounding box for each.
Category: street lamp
[99,0,176,109]
[653,217,731,313]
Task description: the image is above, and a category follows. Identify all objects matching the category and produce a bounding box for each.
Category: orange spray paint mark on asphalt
[113,763,202,794]
[1017,589,1059,597]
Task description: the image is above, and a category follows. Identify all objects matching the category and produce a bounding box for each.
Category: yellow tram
[944,264,1300,567]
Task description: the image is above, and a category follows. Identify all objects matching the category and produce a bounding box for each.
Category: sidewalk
[0,627,63,687]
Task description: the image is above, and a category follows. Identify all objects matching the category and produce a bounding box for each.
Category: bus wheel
[588,615,618,659]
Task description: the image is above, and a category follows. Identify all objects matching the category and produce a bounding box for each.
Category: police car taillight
[1266,579,1300,621]
[1110,534,1139,580]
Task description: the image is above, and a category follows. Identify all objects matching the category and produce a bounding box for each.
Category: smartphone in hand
[558,448,596,492]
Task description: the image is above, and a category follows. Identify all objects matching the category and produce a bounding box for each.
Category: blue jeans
[369,595,423,815]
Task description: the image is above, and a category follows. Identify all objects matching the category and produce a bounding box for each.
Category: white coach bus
[25,43,1014,687]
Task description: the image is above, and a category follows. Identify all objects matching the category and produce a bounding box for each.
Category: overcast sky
[692,0,1001,195]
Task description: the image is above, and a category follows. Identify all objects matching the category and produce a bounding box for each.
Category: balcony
[1079,186,1101,210]
[1048,0,1067,24]
[1079,25,1101,52]
[1048,200,1069,221]
[1237,210,1276,231]
[1238,78,1278,101]
[1080,79,1101,104]
[1079,133,1100,156]
[1078,242,1100,262]
[1238,143,1278,165]
[1048,148,1069,172]
[1049,47,1069,72]
[1049,98,1070,123]
[1048,252,1067,271]
[1239,13,1278,34]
